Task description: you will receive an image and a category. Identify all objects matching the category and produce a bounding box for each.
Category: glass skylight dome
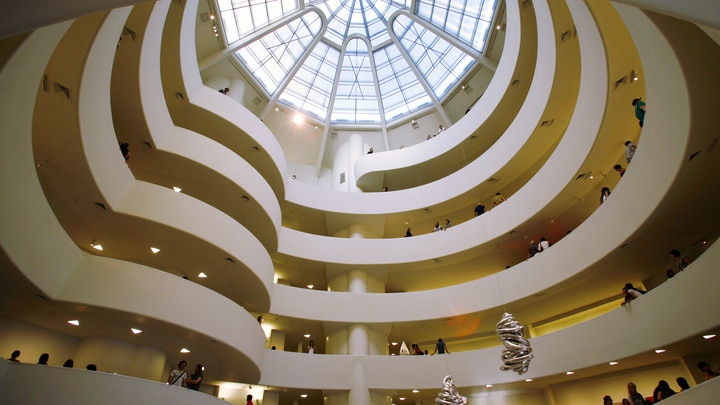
[217,0,498,125]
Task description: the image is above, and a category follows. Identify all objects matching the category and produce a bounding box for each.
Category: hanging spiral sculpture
[435,375,467,405]
[495,312,533,375]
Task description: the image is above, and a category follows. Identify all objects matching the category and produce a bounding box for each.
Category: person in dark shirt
[186,363,204,391]
[474,203,486,216]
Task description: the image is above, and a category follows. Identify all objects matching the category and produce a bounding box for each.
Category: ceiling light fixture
[391,342,398,346]
[609,361,619,365]
[180,348,191,353]
[90,241,103,251]
[655,349,666,354]
[173,186,182,192]
[525,379,533,382]
[131,328,143,334]
[703,334,716,339]
[300,394,308,398]
[150,247,160,254]
[198,272,207,278]
[412,390,419,393]
[293,113,304,125]
[399,397,405,401]
[307,284,314,289]
[67,320,80,326]
[486,384,493,388]
[304,334,311,338]
[566,371,575,375]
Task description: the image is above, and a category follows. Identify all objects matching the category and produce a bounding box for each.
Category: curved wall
[0,8,268,385]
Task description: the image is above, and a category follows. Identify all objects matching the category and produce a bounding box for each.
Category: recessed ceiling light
[412,390,419,393]
[304,334,311,338]
[198,272,207,278]
[399,397,405,401]
[307,284,314,289]
[486,384,493,388]
[180,348,191,353]
[655,349,666,354]
[150,247,160,254]
[609,361,619,365]
[566,371,575,375]
[391,342,398,346]
[131,328,143,334]
[90,242,103,251]
[173,186,182,192]
[300,394,308,398]
[703,334,716,339]
[67,320,80,326]
[525,379,533,382]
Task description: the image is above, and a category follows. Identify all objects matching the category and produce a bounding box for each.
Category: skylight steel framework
[217,0,499,125]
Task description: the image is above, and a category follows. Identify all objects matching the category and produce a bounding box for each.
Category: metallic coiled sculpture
[495,312,533,375]
[435,375,467,405]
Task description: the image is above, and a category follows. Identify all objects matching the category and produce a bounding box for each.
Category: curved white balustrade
[613,0,720,29]
[111,1,282,252]
[0,10,267,382]
[0,361,231,405]
[271,1,705,324]
[278,0,580,235]
[263,244,720,389]
[353,0,533,190]
[160,0,288,197]
[40,6,275,310]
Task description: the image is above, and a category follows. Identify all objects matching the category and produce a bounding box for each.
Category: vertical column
[269,330,285,351]
[349,363,370,405]
[348,325,369,355]
[348,270,368,293]
[347,134,364,192]
[263,391,280,405]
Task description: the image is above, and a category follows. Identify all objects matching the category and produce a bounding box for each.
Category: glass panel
[278,42,340,121]
[375,44,432,122]
[235,12,323,95]
[331,38,380,124]
[414,0,497,52]
[218,0,300,43]
[394,14,476,100]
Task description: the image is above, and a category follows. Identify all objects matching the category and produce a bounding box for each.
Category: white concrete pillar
[348,134,364,192]
[349,363,370,405]
[348,270,368,293]
[348,224,366,239]
[348,325,369,355]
